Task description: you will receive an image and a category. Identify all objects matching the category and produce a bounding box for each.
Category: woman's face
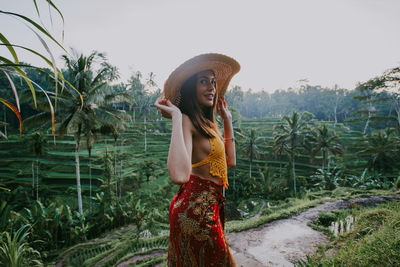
[195,70,216,108]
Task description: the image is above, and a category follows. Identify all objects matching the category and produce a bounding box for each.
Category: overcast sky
[1,0,400,92]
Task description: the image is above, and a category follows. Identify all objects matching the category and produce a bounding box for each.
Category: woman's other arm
[154,97,192,184]
[217,98,236,167]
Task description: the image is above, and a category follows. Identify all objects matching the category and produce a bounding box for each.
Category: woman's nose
[208,81,216,90]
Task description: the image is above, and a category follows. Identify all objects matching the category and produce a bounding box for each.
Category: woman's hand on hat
[216,97,231,122]
[154,96,181,119]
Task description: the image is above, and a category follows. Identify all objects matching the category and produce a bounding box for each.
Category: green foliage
[83,235,169,267]
[273,110,311,196]
[0,201,13,232]
[311,201,400,266]
[305,124,343,170]
[0,224,43,267]
[1,0,68,139]
[25,131,47,157]
[228,84,364,123]
[1,44,400,265]
[345,168,393,190]
[226,198,324,232]
[236,127,264,178]
[136,157,164,184]
[354,208,391,237]
[224,201,242,221]
[357,128,400,175]
[311,167,343,190]
[316,211,338,227]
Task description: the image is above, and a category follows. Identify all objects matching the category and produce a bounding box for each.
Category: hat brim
[163,53,240,106]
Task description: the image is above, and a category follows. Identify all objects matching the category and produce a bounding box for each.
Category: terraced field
[0,118,366,201]
[1,117,370,266]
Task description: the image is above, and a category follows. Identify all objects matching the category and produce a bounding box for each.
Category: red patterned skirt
[168,174,236,266]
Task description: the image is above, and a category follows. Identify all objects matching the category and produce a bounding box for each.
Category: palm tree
[84,127,96,213]
[357,128,399,174]
[126,71,144,122]
[306,124,343,170]
[271,133,287,179]
[26,131,47,200]
[99,122,126,199]
[126,71,156,151]
[273,110,309,196]
[237,128,263,178]
[138,90,160,152]
[23,50,128,214]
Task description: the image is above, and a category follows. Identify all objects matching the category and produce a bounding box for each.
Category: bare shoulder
[182,114,195,133]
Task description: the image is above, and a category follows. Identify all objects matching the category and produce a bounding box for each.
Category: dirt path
[254,200,266,218]
[227,194,400,267]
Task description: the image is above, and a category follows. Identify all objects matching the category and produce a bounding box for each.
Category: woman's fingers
[165,99,173,107]
[154,97,180,119]
[218,99,225,111]
[154,99,170,113]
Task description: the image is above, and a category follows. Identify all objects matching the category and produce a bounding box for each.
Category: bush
[316,211,338,227]
[225,201,242,221]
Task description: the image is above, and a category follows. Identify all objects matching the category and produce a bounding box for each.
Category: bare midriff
[191,165,224,186]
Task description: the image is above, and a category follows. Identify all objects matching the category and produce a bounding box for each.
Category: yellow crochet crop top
[191,136,229,189]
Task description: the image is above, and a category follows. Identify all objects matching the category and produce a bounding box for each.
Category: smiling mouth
[205,94,214,100]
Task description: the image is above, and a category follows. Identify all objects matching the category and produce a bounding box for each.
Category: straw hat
[163,53,240,106]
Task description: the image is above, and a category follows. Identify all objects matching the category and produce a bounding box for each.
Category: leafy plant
[0,224,42,267]
[0,201,12,232]
[1,0,81,142]
[311,167,343,190]
[345,168,392,190]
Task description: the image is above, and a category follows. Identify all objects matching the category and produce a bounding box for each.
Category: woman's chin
[200,102,213,108]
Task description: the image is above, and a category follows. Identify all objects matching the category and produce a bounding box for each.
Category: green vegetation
[0,224,42,267]
[1,1,400,266]
[302,200,400,266]
[227,188,398,233]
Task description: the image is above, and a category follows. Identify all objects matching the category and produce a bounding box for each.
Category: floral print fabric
[168,175,235,266]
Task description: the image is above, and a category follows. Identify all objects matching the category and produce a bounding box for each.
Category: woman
[154,53,240,266]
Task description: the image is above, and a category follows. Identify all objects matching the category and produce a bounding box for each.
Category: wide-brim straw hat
[163,53,240,106]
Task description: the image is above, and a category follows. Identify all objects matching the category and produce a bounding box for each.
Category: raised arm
[154,97,192,184]
[217,98,236,167]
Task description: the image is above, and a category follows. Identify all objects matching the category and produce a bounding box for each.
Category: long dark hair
[178,71,220,138]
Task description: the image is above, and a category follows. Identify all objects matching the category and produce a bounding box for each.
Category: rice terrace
[1,1,400,266]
